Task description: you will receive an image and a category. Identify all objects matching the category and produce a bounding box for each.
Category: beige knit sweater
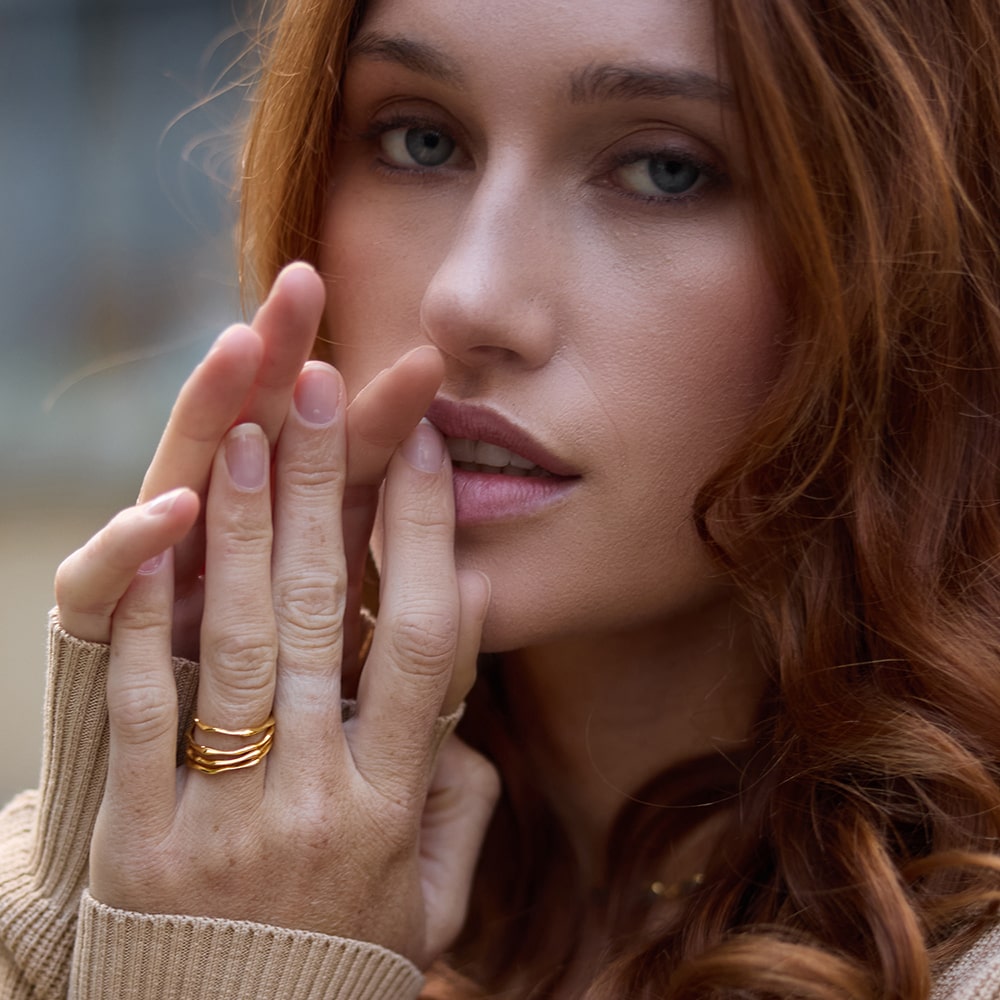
[0,615,997,999]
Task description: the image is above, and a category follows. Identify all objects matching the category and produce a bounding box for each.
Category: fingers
[340,346,445,680]
[55,488,200,643]
[442,569,491,715]
[138,261,322,599]
[196,424,277,741]
[352,421,485,794]
[103,549,181,833]
[268,363,351,780]
[421,738,501,957]
[137,325,263,504]
[138,263,325,507]
[239,262,327,440]
[345,345,445,487]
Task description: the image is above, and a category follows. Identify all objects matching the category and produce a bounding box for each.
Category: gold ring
[358,606,376,668]
[185,714,276,775]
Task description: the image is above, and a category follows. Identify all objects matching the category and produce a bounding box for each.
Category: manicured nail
[146,487,186,517]
[293,364,341,426]
[138,551,165,576]
[226,425,267,490]
[401,419,445,473]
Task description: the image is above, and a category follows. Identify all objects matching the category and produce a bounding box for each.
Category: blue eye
[614,154,707,199]
[380,125,457,168]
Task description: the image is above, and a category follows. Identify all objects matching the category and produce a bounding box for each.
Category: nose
[419,166,559,371]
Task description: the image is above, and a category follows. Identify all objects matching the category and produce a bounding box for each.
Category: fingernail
[293,364,341,426]
[138,551,165,576]
[226,425,267,490]
[401,419,445,473]
[146,487,185,517]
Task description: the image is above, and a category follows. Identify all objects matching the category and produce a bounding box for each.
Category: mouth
[425,397,580,479]
[425,397,580,525]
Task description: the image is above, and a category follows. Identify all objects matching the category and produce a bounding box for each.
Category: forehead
[356,0,723,93]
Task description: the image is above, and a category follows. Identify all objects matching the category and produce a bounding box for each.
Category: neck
[500,591,766,873]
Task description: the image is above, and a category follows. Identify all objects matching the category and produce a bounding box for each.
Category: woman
[2,0,1000,997]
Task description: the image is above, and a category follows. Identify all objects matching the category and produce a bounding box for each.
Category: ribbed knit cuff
[70,892,424,1000]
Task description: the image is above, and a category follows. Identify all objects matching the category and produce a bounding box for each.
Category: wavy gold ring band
[184,714,276,775]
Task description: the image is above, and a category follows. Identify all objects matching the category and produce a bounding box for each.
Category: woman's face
[321,0,783,652]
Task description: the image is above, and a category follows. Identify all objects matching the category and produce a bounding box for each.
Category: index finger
[138,262,325,503]
[344,344,445,488]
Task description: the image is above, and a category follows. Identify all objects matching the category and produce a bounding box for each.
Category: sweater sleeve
[0,613,442,1000]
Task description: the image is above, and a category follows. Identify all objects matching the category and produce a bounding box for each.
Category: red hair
[238,0,1000,995]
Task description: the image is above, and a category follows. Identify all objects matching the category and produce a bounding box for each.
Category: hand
[88,366,498,967]
[55,262,445,669]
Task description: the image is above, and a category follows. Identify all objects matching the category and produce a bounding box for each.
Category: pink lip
[425,398,581,526]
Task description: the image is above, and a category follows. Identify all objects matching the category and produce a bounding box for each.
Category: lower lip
[451,468,579,526]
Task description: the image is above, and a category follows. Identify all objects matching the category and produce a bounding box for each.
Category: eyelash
[360,113,728,205]
[602,147,728,205]
[361,113,467,176]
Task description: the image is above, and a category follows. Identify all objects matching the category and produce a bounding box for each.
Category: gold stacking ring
[358,605,377,668]
[185,715,276,775]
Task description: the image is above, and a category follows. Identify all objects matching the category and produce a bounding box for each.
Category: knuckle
[394,505,452,537]
[277,798,340,856]
[217,518,272,555]
[53,552,80,605]
[54,528,119,612]
[114,593,172,634]
[282,458,346,494]
[205,632,275,686]
[388,605,458,675]
[275,577,346,638]
[107,683,175,746]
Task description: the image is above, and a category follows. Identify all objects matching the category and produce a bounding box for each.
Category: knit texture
[69,893,421,999]
[933,925,1000,1000]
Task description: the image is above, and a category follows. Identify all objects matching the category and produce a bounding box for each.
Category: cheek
[318,195,439,396]
[607,226,783,466]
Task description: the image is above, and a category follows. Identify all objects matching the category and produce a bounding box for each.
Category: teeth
[447,438,476,463]
[445,437,550,477]
[474,441,511,467]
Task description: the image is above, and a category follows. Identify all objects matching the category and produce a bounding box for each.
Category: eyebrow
[570,63,732,105]
[347,31,732,107]
[348,32,463,85]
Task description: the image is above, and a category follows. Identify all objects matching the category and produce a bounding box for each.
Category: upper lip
[425,397,581,478]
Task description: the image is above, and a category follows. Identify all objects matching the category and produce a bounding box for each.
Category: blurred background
[0,0,249,799]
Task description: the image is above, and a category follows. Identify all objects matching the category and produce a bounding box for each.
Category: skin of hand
[54,263,500,965]
[56,262,444,669]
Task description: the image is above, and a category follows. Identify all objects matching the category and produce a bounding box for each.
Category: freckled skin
[321,0,783,654]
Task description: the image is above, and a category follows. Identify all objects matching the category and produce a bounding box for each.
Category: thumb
[419,737,500,961]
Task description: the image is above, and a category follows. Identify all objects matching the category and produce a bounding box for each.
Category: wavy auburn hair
[238,0,1000,996]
